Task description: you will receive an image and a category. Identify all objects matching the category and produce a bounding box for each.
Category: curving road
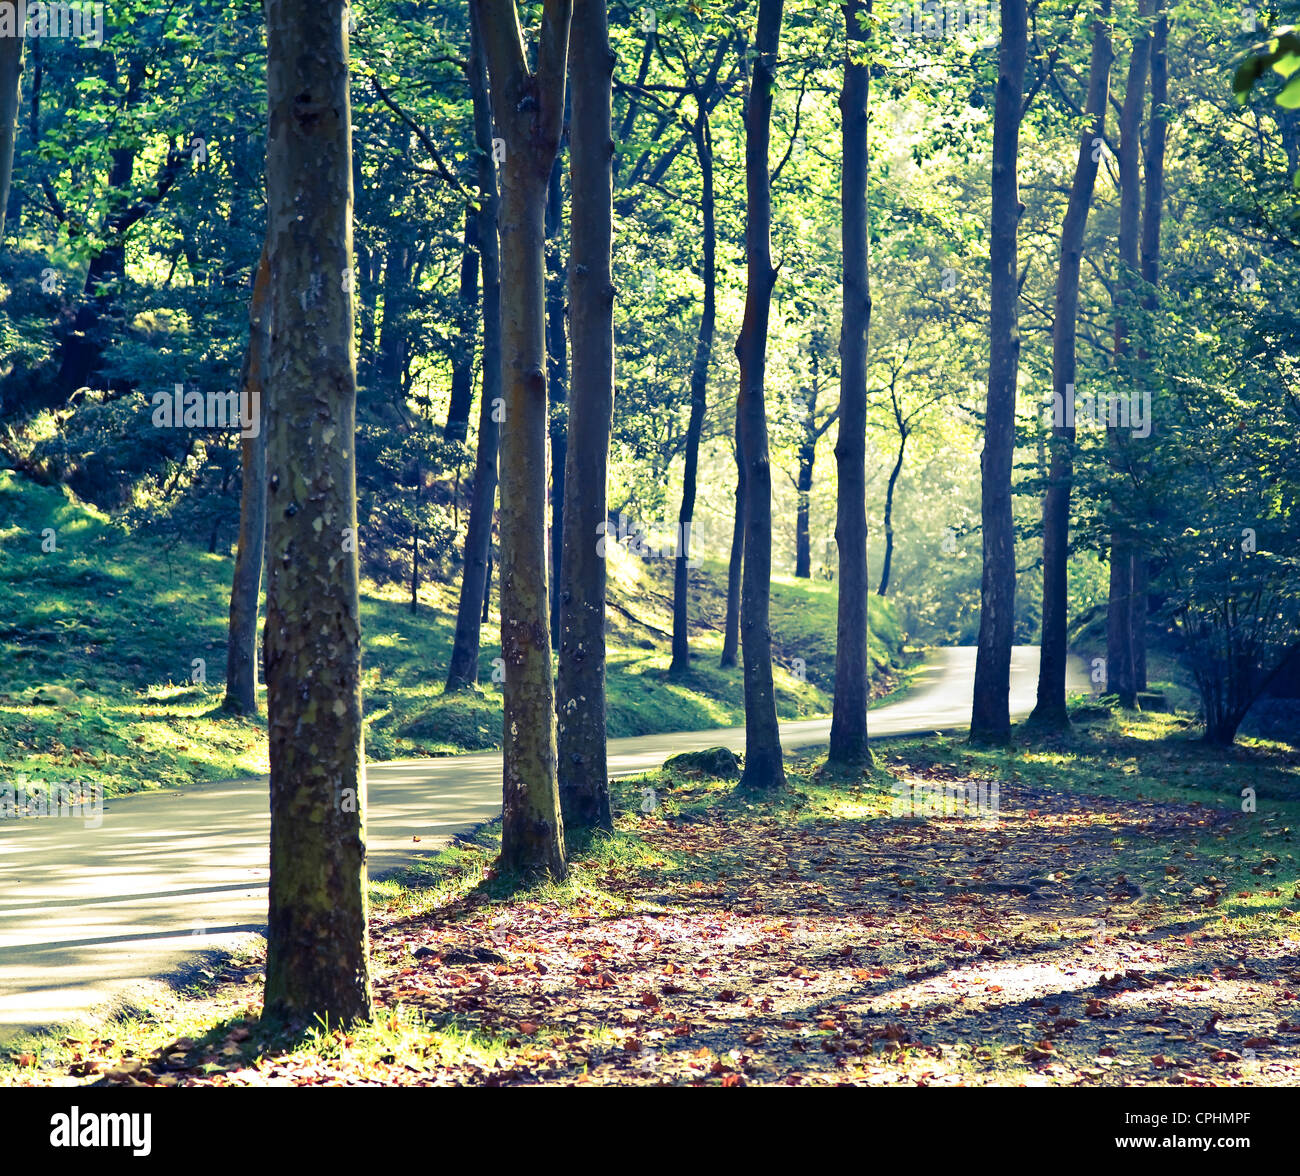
[0,645,1088,1040]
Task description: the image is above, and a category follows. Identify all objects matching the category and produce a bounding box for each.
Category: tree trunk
[1133,3,1168,695]
[969,0,1028,746]
[223,244,271,715]
[445,7,503,693]
[1106,0,1152,711]
[262,0,372,1026]
[670,110,716,676]
[546,151,567,644]
[794,376,817,580]
[1030,0,1113,731]
[720,415,744,669]
[475,0,571,881]
[444,205,480,441]
[878,433,905,598]
[734,0,786,791]
[557,0,614,833]
[0,30,22,242]
[829,0,872,765]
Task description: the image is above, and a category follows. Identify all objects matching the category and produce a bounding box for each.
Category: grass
[3,703,1295,1087]
[0,467,911,798]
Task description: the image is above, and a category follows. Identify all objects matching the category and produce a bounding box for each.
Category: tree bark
[829,0,872,765]
[546,151,567,644]
[720,414,744,669]
[1133,3,1168,695]
[0,29,22,243]
[474,0,571,880]
[557,0,614,833]
[262,0,372,1026]
[970,0,1028,746]
[444,206,480,441]
[734,0,786,790]
[445,6,504,693]
[878,432,905,598]
[1030,0,1113,731]
[1106,0,1152,711]
[794,371,818,580]
[223,244,271,715]
[670,109,716,676]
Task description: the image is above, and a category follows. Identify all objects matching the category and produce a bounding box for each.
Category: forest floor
[4,706,1297,1087]
[0,469,910,799]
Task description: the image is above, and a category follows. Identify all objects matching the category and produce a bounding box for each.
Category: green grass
[0,468,910,797]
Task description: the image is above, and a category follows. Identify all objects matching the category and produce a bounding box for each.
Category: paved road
[0,645,1087,1040]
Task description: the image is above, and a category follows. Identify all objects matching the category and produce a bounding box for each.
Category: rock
[663,746,741,778]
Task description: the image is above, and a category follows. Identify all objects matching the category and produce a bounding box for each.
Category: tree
[474,0,571,879]
[1106,0,1153,711]
[445,3,504,693]
[1029,0,1113,731]
[223,243,270,715]
[970,0,1028,746]
[262,0,371,1025]
[557,0,614,832]
[670,105,717,676]
[734,0,786,790]
[828,0,872,766]
[0,26,21,243]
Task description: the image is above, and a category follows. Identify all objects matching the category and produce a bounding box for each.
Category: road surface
[0,645,1087,1040]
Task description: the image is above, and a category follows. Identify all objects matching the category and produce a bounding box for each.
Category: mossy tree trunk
[475,0,571,880]
[1030,0,1113,732]
[224,244,271,715]
[1106,0,1153,712]
[670,107,716,677]
[734,0,786,791]
[262,0,372,1025]
[0,29,22,243]
[829,0,872,766]
[446,6,504,693]
[970,0,1027,746]
[557,0,614,833]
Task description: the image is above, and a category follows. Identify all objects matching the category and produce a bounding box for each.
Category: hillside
[0,468,910,798]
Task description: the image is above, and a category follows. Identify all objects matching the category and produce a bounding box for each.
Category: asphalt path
[0,644,1088,1040]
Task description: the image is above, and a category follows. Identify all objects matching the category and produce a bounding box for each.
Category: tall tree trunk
[546,151,568,644]
[734,0,786,791]
[829,0,872,764]
[878,432,905,598]
[969,0,1028,746]
[1030,0,1113,730]
[223,244,271,715]
[670,110,716,676]
[720,416,744,669]
[557,0,614,832]
[794,371,818,580]
[1107,0,1152,711]
[1133,3,1167,695]
[445,6,504,693]
[262,0,372,1026]
[475,0,571,881]
[0,30,22,242]
[444,206,480,441]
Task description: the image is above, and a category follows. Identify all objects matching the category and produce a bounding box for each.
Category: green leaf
[1277,74,1300,109]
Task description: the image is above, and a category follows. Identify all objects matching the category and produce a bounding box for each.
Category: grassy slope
[0,469,910,797]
